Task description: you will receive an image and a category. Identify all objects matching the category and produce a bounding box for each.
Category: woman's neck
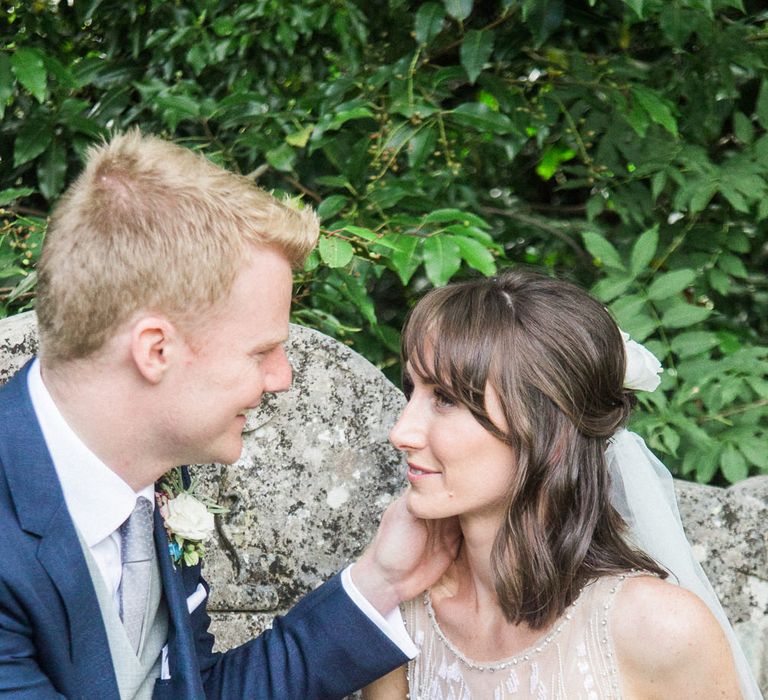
[430,513,545,662]
[437,513,502,606]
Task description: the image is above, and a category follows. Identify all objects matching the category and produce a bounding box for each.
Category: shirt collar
[27,358,155,548]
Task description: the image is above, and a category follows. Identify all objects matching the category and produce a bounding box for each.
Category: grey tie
[118,496,154,653]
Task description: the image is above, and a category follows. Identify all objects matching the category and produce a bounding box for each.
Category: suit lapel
[0,362,120,699]
[154,507,206,698]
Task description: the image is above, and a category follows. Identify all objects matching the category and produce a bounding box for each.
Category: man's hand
[350,494,461,615]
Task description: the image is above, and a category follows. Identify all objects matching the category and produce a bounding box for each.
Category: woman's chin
[405,489,442,520]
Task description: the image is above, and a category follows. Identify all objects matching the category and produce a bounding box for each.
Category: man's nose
[264,346,292,394]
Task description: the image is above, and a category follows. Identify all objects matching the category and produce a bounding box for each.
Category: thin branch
[283,176,322,203]
[6,205,48,218]
[245,163,270,181]
[479,205,591,263]
[699,399,768,424]
[423,8,518,64]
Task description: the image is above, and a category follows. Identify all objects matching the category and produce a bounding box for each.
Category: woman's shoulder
[610,574,740,697]
[611,574,718,644]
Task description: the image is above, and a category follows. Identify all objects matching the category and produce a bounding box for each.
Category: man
[0,131,459,698]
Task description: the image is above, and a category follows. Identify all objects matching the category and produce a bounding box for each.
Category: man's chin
[210,438,245,466]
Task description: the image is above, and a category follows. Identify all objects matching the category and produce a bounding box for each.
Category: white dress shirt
[26,358,416,657]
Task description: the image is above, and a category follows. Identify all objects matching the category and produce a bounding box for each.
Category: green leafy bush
[1,0,766,484]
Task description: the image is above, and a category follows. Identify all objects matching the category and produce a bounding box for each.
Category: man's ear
[129,316,185,384]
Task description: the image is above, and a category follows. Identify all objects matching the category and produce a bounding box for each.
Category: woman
[365,270,759,699]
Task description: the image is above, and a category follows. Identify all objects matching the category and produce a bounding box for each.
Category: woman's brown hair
[401,268,666,629]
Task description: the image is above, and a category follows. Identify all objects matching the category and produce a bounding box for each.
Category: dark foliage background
[1,0,766,484]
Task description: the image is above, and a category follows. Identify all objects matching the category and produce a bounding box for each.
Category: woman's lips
[407,463,439,481]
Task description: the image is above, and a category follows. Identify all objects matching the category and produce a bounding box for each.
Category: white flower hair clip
[621,331,663,392]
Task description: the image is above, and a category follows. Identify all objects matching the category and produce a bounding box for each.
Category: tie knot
[120,496,154,564]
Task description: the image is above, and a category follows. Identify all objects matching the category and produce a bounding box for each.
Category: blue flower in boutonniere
[156,467,229,567]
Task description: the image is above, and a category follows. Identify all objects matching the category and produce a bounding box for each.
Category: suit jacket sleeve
[192,572,408,699]
[0,576,69,700]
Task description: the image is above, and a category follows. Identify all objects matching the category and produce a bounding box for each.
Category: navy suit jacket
[0,363,407,699]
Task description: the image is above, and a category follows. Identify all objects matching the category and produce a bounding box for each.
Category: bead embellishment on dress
[405,571,647,699]
[421,582,585,672]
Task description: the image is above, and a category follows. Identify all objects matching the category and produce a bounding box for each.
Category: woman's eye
[434,389,455,408]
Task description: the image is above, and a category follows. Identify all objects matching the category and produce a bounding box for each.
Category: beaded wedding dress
[402,573,641,700]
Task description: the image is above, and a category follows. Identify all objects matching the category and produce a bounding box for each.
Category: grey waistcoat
[78,530,170,700]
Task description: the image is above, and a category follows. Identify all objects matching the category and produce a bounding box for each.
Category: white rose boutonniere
[156,468,228,567]
[163,493,215,541]
[621,331,663,392]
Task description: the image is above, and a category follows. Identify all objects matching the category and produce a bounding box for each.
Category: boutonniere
[156,467,229,567]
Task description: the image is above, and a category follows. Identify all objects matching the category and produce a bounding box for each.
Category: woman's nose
[389,399,425,451]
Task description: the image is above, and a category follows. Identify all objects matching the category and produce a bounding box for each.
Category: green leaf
[651,171,667,202]
[14,114,53,167]
[670,331,718,358]
[423,208,489,228]
[0,187,35,206]
[443,0,472,21]
[318,236,354,268]
[591,276,632,303]
[11,48,47,104]
[156,94,200,118]
[756,79,768,130]
[629,225,658,277]
[688,181,717,213]
[0,54,12,120]
[266,143,296,172]
[423,235,461,286]
[449,103,515,134]
[460,29,494,84]
[610,294,647,326]
[285,125,314,148]
[646,268,695,301]
[414,2,446,44]
[186,45,207,75]
[691,445,720,484]
[739,439,768,469]
[632,86,677,136]
[719,183,749,212]
[732,111,754,144]
[726,230,750,253]
[707,268,730,296]
[37,140,67,201]
[388,235,420,285]
[316,195,348,221]
[582,232,625,270]
[661,303,712,329]
[337,273,377,326]
[621,0,644,18]
[339,226,375,242]
[715,330,741,355]
[212,16,235,36]
[717,253,748,278]
[408,125,437,168]
[452,234,496,275]
[327,106,375,131]
[720,444,748,484]
[522,0,565,46]
[6,270,37,304]
[536,145,576,180]
[618,314,657,342]
[660,425,680,456]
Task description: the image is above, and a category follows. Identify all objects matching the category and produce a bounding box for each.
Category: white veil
[607,429,763,699]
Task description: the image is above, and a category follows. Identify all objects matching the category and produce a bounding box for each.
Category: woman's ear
[129,315,183,384]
